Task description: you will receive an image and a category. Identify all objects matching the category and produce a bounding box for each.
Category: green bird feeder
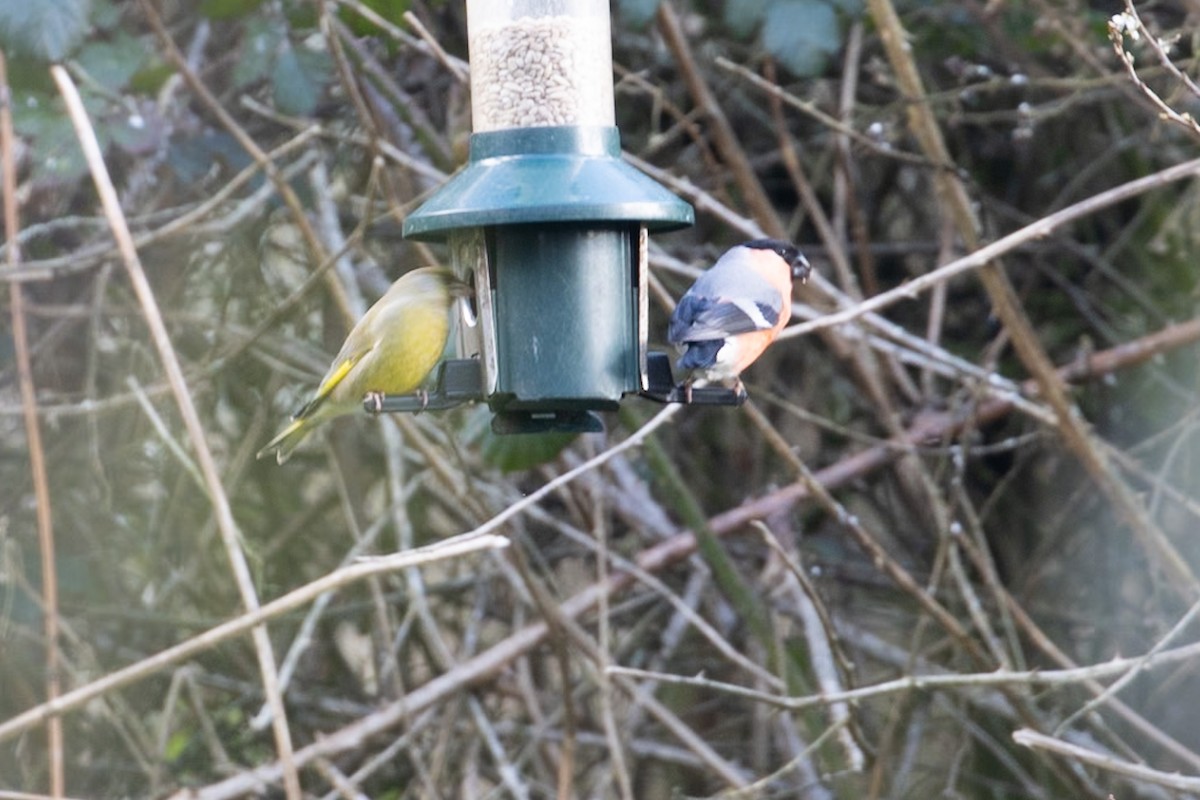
[397,0,695,433]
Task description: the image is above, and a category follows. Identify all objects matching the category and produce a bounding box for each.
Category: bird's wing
[293,343,375,419]
[668,293,780,343]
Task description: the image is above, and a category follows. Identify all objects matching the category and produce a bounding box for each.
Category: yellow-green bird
[257,266,468,464]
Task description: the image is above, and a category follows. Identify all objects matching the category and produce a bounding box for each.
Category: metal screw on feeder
[382,0,699,433]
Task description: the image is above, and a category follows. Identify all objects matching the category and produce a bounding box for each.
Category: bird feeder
[397,0,695,433]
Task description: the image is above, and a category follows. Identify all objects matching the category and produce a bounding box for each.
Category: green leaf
[0,0,90,62]
[283,2,319,29]
[270,40,331,117]
[12,92,88,181]
[89,0,121,31]
[480,429,578,472]
[825,0,863,12]
[639,428,782,675]
[167,131,252,186]
[164,729,192,762]
[724,0,768,39]
[233,18,279,89]
[199,0,266,20]
[109,107,163,157]
[2,56,56,94]
[616,0,660,29]
[761,0,841,77]
[128,60,175,95]
[339,0,410,36]
[75,33,146,92]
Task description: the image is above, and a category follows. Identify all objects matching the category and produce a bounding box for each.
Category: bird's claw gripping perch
[362,360,484,414]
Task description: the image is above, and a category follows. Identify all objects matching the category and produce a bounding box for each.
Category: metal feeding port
[364,359,485,414]
[639,353,748,406]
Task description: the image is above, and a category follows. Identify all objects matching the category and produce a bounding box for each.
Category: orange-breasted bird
[667,239,811,398]
[256,267,468,464]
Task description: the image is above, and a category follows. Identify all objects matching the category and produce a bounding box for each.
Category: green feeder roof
[404,126,694,240]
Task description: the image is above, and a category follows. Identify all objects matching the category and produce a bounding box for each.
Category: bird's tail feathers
[255,418,312,464]
[678,340,724,371]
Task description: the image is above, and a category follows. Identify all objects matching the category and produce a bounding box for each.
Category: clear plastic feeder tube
[466,0,616,132]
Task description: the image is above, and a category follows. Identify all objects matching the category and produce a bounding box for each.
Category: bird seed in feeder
[469,14,615,132]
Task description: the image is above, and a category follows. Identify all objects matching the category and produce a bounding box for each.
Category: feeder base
[491,409,605,435]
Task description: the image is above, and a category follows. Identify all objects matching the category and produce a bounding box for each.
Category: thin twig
[952,525,1200,771]
[403,10,468,83]
[50,64,306,800]
[331,0,469,77]
[716,56,949,171]
[656,1,785,238]
[869,0,1197,598]
[609,639,1200,710]
[138,0,354,327]
[589,470,635,800]
[1057,594,1200,734]
[43,316,1200,797]
[755,522,865,772]
[1109,4,1200,140]
[0,534,510,744]
[1013,729,1200,791]
[779,155,1200,342]
[0,50,64,799]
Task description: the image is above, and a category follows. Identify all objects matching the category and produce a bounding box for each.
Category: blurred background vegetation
[1,0,1199,797]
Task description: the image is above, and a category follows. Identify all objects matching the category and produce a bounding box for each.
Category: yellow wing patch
[294,347,371,419]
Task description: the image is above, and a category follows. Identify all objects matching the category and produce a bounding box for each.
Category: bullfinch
[668,239,811,397]
[257,267,469,464]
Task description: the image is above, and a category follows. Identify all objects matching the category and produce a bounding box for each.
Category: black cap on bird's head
[743,238,812,283]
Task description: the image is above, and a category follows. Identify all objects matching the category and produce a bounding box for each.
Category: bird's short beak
[448,278,475,298]
[791,254,812,283]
